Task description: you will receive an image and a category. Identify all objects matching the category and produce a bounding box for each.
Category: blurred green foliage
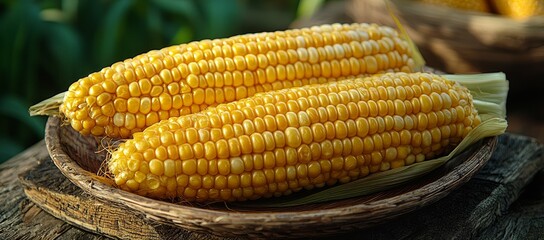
[0,0,321,163]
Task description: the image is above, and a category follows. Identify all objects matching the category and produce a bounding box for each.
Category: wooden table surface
[1,133,544,239]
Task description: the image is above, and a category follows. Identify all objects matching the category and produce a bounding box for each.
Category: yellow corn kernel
[108,72,480,202]
[57,23,417,138]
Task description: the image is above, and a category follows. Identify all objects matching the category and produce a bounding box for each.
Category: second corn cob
[107,72,481,202]
[491,0,544,19]
[417,0,490,12]
[417,0,544,19]
[31,23,418,139]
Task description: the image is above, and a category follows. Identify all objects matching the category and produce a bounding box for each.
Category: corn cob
[31,23,418,139]
[491,0,544,19]
[107,72,481,202]
[418,0,490,12]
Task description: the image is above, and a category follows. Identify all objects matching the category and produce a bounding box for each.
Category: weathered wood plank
[0,141,105,240]
[478,169,544,240]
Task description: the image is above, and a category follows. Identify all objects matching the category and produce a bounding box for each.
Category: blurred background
[2,0,543,164]
[0,0,330,163]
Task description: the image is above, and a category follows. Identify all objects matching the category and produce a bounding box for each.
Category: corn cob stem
[29,92,65,116]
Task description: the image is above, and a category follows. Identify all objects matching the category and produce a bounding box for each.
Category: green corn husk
[237,72,509,207]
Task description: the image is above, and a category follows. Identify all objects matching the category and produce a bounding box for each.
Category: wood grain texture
[1,133,543,239]
[0,142,107,240]
[480,170,544,240]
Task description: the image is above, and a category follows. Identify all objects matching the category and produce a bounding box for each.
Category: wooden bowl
[45,116,497,238]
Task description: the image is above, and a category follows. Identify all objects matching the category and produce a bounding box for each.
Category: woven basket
[348,0,544,78]
[44,116,497,238]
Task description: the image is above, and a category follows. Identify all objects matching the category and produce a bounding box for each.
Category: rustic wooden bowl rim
[45,116,497,238]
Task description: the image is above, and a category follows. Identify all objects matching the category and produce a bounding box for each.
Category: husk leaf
[28,92,65,116]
